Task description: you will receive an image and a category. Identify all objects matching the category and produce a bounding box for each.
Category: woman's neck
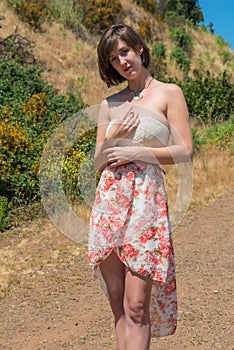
[127,70,153,93]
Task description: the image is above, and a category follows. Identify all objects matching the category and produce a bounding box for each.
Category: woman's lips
[124,65,132,72]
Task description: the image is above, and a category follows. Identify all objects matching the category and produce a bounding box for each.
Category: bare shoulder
[156,81,183,96]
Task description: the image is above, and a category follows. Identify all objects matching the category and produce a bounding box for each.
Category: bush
[62,127,97,203]
[170,47,191,73]
[192,116,234,153]
[215,35,230,48]
[138,20,152,42]
[83,0,124,33]
[220,50,233,65]
[0,59,86,205]
[170,28,193,56]
[48,0,84,34]
[162,71,234,124]
[132,0,158,14]
[179,71,234,124]
[204,115,234,149]
[150,43,167,78]
[165,11,186,28]
[0,196,11,231]
[0,32,36,66]
[7,0,49,31]
[49,0,125,35]
[192,128,206,153]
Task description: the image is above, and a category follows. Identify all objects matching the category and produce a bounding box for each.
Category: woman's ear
[136,45,143,55]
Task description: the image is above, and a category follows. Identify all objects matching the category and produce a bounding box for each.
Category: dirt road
[0,188,233,350]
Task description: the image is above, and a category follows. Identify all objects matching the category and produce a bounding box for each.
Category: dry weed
[165,149,234,212]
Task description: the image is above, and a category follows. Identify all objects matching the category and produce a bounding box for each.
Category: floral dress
[88,116,177,337]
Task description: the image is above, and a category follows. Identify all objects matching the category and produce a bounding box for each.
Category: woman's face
[109,39,143,80]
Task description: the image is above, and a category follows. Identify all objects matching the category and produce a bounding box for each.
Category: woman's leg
[99,251,126,350]
[124,268,153,350]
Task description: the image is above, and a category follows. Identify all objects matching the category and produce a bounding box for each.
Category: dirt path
[0,188,233,350]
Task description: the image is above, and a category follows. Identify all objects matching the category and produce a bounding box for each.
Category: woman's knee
[126,299,149,325]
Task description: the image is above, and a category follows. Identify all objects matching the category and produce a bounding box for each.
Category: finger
[103,148,114,155]
[122,107,134,123]
[124,111,134,123]
[124,106,134,119]
[125,112,140,126]
[109,161,119,168]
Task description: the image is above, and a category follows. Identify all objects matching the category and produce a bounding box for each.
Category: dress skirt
[88,162,177,337]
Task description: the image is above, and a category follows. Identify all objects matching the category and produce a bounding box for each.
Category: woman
[88,24,193,350]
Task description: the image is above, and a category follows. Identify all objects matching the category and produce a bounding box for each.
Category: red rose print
[154,270,164,282]
[122,243,138,259]
[139,228,157,243]
[88,251,101,264]
[159,244,170,257]
[165,280,176,295]
[104,178,115,191]
[151,256,163,265]
[158,209,168,218]
[126,171,134,181]
[134,189,140,196]
[116,193,130,208]
[137,267,149,275]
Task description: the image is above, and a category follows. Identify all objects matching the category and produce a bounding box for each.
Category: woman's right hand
[105,107,140,141]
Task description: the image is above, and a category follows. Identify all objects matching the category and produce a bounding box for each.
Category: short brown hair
[97,24,150,87]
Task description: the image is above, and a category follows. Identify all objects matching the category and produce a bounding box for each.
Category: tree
[180,0,204,24]
[157,0,204,25]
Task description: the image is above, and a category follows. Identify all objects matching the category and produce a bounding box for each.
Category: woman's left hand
[103,146,139,168]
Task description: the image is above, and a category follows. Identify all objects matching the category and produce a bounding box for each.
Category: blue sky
[199,0,234,50]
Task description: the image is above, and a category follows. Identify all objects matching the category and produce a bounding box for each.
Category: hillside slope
[0,0,233,105]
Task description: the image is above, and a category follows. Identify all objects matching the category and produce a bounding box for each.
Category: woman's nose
[119,55,127,66]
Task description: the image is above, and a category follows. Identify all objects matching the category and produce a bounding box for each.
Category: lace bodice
[132,115,170,146]
[105,114,170,147]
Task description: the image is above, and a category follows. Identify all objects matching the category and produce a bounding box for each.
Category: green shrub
[62,127,97,203]
[192,116,234,153]
[192,128,206,153]
[162,71,234,124]
[215,35,230,48]
[198,24,208,33]
[132,0,158,14]
[0,196,11,231]
[0,59,86,205]
[165,11,186,28]
[158,0,203,25]
[204,115,234,149]
[220,50,233,65]
[170,47,191,73]
[170,28,193,55]
[150,43,167,78]
[179,71,234,124]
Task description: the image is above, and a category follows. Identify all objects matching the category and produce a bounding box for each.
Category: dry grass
[1,0,233,106]
[165,148,234,212]
[191,27,234,78]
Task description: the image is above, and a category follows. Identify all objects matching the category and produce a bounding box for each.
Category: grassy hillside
[0,0,233,105]
[0,0,233,227]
